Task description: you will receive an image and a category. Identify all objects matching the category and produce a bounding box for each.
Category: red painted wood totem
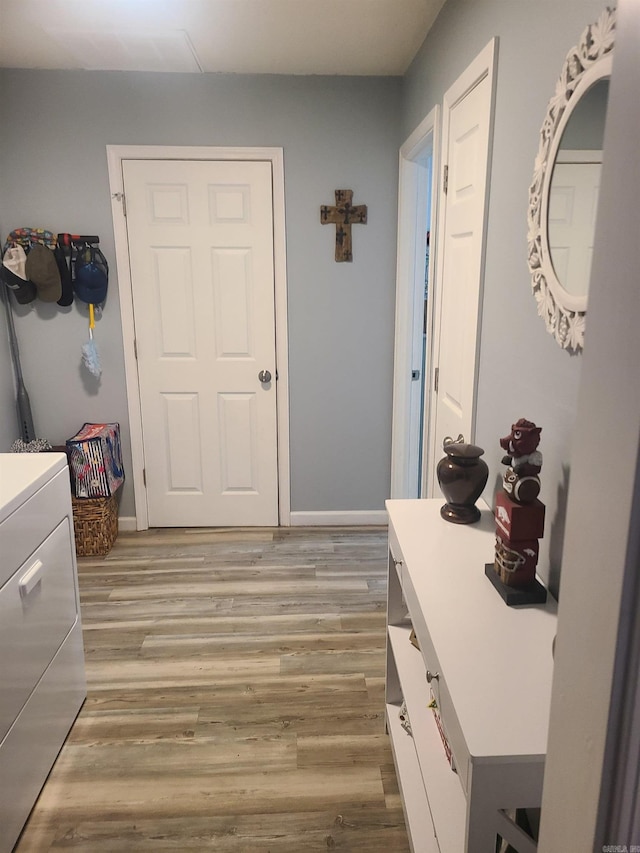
[493,419,545,588]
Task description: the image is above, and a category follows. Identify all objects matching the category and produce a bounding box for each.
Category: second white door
[123,158,279,527]
[427,41,495,494]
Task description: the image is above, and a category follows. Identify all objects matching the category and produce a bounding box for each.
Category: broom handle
[1,284,36,441]
[1,282,24,384]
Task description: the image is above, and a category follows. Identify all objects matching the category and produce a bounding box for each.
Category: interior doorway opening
[390,107,439,499]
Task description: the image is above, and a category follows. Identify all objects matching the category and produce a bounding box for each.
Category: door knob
[258,370,272,383]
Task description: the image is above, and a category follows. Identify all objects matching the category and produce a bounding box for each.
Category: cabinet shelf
[386,700,439,853]
[388,624,466,853]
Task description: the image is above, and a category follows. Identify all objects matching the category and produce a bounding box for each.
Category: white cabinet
[0,453,86,853]
[386,499,557,853]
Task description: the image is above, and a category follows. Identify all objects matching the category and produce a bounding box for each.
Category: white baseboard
[118,512,387,530]
[290,510,388,527]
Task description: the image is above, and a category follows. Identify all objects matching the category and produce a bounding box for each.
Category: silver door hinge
[443,165,449,195]
[434,367,439,393]
[113,191,127,216]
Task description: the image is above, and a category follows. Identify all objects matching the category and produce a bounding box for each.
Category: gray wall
[402,0,606,594]
[0,70,402,517]
[540,0,640,843]
[0,0,609,551]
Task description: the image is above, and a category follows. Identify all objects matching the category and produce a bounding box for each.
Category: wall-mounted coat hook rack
[58,233,100,246]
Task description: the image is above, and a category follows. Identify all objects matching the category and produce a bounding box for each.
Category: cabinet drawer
[0,622,85,853]
[0,468,71,588]
[0,518,79,742]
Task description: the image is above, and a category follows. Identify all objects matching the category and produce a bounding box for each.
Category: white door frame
[390,106,440,499]
[426,39,497,497]
[106,145,290,530]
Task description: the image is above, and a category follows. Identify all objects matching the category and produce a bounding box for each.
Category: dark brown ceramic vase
[437,440,489,524]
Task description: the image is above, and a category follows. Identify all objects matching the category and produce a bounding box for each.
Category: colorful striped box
[66,423,124,498]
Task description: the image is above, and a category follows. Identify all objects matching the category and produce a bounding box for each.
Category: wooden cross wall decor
[320,189,368,262]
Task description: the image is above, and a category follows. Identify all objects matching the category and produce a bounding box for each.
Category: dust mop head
[82,302,102,377]
[11,438,52,453]
[82,337,102,377]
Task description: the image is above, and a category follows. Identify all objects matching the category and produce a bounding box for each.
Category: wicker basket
[72,493,119,557]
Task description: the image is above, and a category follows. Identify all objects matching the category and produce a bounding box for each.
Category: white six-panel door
[427,42,495,495]
[122,159,278,527]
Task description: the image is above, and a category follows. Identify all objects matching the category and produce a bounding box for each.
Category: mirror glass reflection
[547,78,610,298]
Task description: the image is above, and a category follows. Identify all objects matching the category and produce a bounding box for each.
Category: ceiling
[0,0,446,76]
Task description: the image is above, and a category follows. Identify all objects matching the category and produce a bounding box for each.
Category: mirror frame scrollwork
[527,7,615,353]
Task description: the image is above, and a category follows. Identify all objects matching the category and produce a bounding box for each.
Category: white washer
[0,453,86,853]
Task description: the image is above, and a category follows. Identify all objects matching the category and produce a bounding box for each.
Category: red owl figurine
[499,418,542,504]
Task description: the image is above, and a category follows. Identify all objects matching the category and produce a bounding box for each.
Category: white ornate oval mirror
[527,8,615,352]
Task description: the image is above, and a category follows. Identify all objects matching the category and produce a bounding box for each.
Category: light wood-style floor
[15,526,410,852]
